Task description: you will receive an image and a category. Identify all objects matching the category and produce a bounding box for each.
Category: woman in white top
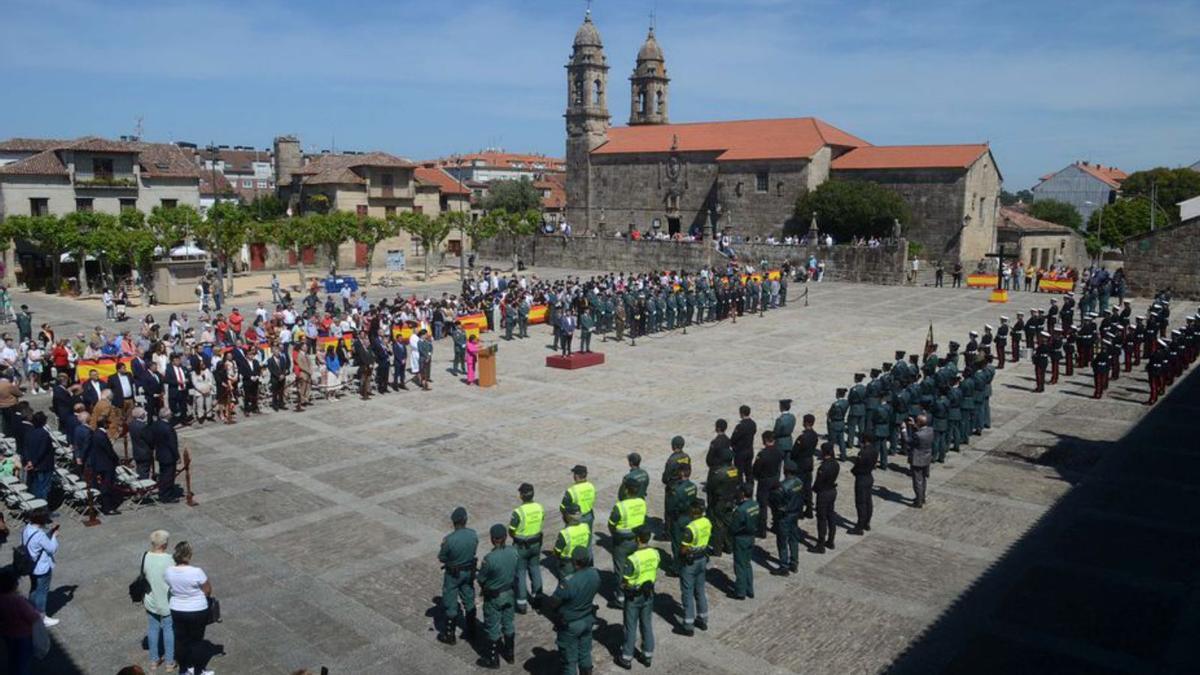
[190,361,216,424]
[164,541,215,675]
[24,344,44,394]
[141,529,176,672]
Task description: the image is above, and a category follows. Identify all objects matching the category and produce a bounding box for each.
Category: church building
[564,11,1002,264]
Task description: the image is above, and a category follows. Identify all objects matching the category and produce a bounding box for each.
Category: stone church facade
[564,11,1002,264]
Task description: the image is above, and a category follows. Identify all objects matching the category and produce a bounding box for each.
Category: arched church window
[593,79,602,105]
[574,78,584,105]
[656,90,664,114]
[638,90,647,114]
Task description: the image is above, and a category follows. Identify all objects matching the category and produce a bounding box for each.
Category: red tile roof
[0,138,66,153]
[0,137,201,178]
[436,151,564,172]
[199,170,234,197]
[831,144,989,170]
[415,165,471,195]
[295,151,414,185]
[134,142,204,178]
[64,136,141,153]
[592,117,870,162]
[195,147,273,174]
[997,206,1078,234]
[1073,162,1127,188]
[535,175,566,210]
[0,149,69,176]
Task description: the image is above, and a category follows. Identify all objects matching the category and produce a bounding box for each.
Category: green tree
[477,208,539,270]
[1000,189,1035,206]
[1119,168,1200,225]
[196,201,249,295]
[263,216,321,288]
[397,212,451,281]
[314,211,355,271]
[352,215,401,285]
[306,193,331,215]
[245,194,286,222]
[481,178,542,214]
[1086,198,1157,250]
[1028,199,1083,231]
[0,215,75,292]
[790,180,911,241]
[63,211,118,294]
[147,204,202,253]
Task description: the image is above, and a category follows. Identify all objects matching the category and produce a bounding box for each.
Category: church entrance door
[668,217,681,236]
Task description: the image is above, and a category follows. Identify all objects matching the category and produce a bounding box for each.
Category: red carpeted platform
[546,351,605,370]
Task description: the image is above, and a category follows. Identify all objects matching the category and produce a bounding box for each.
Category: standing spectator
[908,257,920,285]
[22,412,54,500]
[141,530,176,672]
[15,305,33,344]
[165,541,215,675]
[934,261,945,287]
[22,509,59,626]
[906,415,934,507]
[104,288,115,320]
[0,566,41,675]
[1024,264,1035,291]
[270,273,282,305]
[951,262,963,288]
[418,330,434,390]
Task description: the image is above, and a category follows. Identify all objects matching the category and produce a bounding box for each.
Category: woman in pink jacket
[465,334,480,385]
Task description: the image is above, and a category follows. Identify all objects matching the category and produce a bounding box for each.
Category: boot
[463,609,478,641]
[502,634,515,664]
[436,618,457,645]
[476,639,500,669]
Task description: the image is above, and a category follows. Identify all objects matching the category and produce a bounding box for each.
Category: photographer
[22,508,60,626]
[906,415,934,508]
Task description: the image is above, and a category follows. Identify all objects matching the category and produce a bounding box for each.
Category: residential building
[564,11,1002,264]
[1179,195,1200,225]
[1031,161,1127,223]
[434,150,564,184]
[198,170,238,214]
[996,205,1088,272]
[536,174,566,225]
[190,144,275,202]
[0,136,201,218]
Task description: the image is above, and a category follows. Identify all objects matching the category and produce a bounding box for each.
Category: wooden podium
[478,347,498,387]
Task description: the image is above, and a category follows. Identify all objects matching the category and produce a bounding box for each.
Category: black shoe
[436,619,457,645]
[826,541,835,550]
[515,604,527,615]
[636,653,652,667]
[812,546,826,554]
[747,591,755,599]
[694,618,707,631]
[788,564,798,573]
[847,528,864,536]
[733,594,746,601]
[676,625,695,637]
[476,653,500,670]
[615,655,633,670]
[863,524,871,531]
[770,567,789,576]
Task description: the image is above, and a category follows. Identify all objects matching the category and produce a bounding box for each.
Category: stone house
[562,10,1002,266]
[1032,161,1127,224]
[996,206,1088,272]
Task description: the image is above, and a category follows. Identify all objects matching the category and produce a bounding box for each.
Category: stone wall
[1123,220,1200,299]
[476,235,908,285]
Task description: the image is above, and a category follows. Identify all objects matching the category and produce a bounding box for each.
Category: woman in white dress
[407,332,421,377]
[191,360,216,423]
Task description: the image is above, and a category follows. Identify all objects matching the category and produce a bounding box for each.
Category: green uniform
[548,564,601,674]
[620,547,661,664]
[452,328,467,374]
[553,523,592,578]
[437,527,478,625]
[730,499,760,598]
[773,412,796,456]
[518,300,530,337]
[959,376,977,440]
[561,481,596,532]
[947,387,963,451]
[666,479,697,571]
[827,398,849,459]
[680,517,711,630]
[847,383,867,448]
[607,497,648,602]
[769,477,804,569]
[477,543,519,642]
[660,450,691,535]
[579,312,594,352]
[509,501,545,609]
[706,463,741,555]
[623,467,649,499]
[872,401,892,467]
[931,394,950,462]
[504,303,515,340]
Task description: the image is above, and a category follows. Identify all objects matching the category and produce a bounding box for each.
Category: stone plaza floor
[9,273,1197,674]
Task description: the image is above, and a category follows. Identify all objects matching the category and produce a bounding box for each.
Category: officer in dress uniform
[813,443,840,554]
[1033,332,1051,392]
[544,547,600,675]
[677,498,711,636]
[608,480,648,607]
[1011,312,1025,362]
[932,386,951,463]
[730,484,760,600]
[1049,329,1064,385]
[995,317,1010,369]
[1092,339,1110,399]
[769,461,804,575]
[437,507,478,646]
[846,374,867,450]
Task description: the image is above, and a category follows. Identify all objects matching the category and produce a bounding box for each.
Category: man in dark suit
[108,361,137,419]
[163,354,191,425]
[141,364,164,422]
[751,430,783,538]
[51,374,76,433]
[266,346,289,411]
[729,405,756,485]
[127,408,153,479]
[232,345,256,413]
[391,333,407,390]
[88,425,121,514]
[81,369,106,411]
[352,333,376,400]
[906,415,934,508]
[706,418,732,468]
[129,350,149,387]
[70,405,91,466]
[794,414,820,519]
[371,332,390,394]
[22,412,54,500]
[149,415,180,501]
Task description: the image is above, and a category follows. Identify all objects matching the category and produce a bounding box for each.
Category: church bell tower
[629,26,669,126]
[565,10,610,232]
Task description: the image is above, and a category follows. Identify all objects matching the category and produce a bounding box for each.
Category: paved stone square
[10,273,1194,674]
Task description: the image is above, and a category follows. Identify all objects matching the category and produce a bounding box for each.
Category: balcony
[75,175,138,189]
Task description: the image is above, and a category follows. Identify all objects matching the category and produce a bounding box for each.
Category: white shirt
[116,374,133,398]
[165,564,209,612]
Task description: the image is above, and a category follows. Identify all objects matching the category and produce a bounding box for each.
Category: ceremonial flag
[923,323,935,358]
[528,304,548,325]
[74,356,134,381]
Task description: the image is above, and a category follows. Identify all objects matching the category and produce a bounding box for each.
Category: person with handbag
[137,530,176,673]
[164,541,215,675]
[20,509,58,626]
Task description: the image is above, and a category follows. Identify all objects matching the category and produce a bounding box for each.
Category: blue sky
[2,0,1198,189]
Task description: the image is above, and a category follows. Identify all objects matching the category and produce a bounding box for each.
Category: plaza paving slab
[4,273,1197,674]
